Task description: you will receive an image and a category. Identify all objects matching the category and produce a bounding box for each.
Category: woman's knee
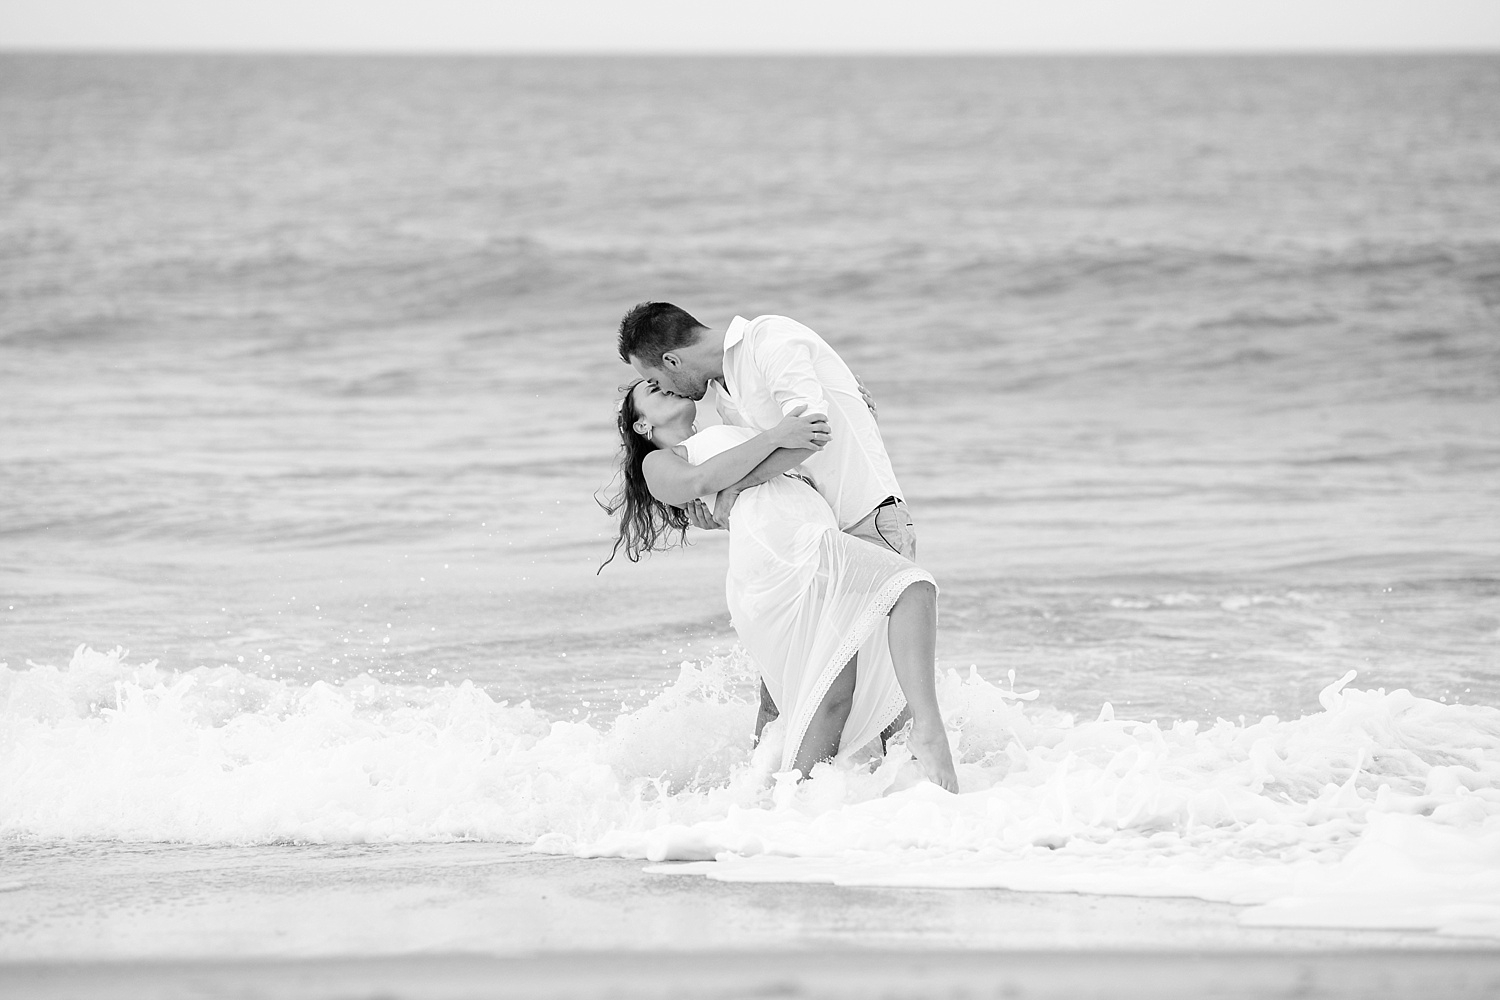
[897,579,937,611]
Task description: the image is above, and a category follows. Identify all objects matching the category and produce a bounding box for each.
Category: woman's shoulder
[688,424,757,445]
[682,424,756,463]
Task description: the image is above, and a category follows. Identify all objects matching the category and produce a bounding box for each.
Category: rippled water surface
[2,54,1497,746]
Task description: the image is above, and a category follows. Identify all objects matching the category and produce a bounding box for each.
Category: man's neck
[693,326,726,385]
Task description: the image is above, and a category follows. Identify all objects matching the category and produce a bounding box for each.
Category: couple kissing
[602,302,958,793]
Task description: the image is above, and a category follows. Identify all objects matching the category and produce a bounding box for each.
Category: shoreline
[3,842,1494,958]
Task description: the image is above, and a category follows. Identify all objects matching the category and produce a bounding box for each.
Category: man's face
[628,354,709,401]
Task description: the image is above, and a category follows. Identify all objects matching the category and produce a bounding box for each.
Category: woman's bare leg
[753,680,780,745]
[791,658,856,778]
[887,580,958,792]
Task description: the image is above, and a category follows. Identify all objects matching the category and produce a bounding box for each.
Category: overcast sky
[3,0,1499,53]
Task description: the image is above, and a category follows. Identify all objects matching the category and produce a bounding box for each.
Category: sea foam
[3,645,1498,938]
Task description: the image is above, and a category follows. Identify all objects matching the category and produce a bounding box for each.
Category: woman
[602,379,958,792]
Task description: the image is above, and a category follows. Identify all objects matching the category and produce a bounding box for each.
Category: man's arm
[712,446,818,525]
[752,320,831,417]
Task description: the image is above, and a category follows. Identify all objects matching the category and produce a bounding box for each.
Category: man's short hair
[617,302,706,367]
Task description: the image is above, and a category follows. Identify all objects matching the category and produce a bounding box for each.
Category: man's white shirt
[711,314,902,530]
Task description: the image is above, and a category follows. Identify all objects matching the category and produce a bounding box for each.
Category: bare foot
[910,721,959,793]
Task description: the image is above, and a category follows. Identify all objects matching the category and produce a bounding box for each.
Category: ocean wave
[3,645,1499,938]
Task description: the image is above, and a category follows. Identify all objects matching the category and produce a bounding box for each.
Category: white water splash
[3,645,1498,938]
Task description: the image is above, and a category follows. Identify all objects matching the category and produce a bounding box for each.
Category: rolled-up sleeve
[751,320,829,417]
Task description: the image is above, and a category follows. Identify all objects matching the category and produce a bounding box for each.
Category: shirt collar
[715,317,749,397]
[722,315,748,353]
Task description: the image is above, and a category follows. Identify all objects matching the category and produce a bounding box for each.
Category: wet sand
[2,842,1498,997]
[7,949,1500,1000]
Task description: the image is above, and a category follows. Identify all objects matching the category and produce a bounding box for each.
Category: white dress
[681,425,937,772]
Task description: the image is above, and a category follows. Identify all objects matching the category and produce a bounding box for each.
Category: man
[618,301,918,765]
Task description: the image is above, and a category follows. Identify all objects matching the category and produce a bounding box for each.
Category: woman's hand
[769,404,831,451]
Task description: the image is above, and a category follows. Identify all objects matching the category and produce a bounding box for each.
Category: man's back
[714,314,902,530]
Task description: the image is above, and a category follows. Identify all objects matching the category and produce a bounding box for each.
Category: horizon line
[4,45,1500,58]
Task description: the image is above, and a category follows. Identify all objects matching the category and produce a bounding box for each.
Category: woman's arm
[642,409,828,507]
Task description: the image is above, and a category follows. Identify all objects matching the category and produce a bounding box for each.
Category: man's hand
[713,488,740,527]
[683,499,723,531]
[855,375,877,419]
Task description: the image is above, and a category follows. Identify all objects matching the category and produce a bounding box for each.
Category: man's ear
[660,352,681,370]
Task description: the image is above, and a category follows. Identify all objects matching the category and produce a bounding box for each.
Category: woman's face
[631,380,695,436]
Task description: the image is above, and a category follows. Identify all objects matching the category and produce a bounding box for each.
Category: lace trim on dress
[781,564,939,773]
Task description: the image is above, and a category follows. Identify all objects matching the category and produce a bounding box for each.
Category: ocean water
[2,54,1500,942]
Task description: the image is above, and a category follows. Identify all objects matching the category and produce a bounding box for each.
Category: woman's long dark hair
[597,380,689,572]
